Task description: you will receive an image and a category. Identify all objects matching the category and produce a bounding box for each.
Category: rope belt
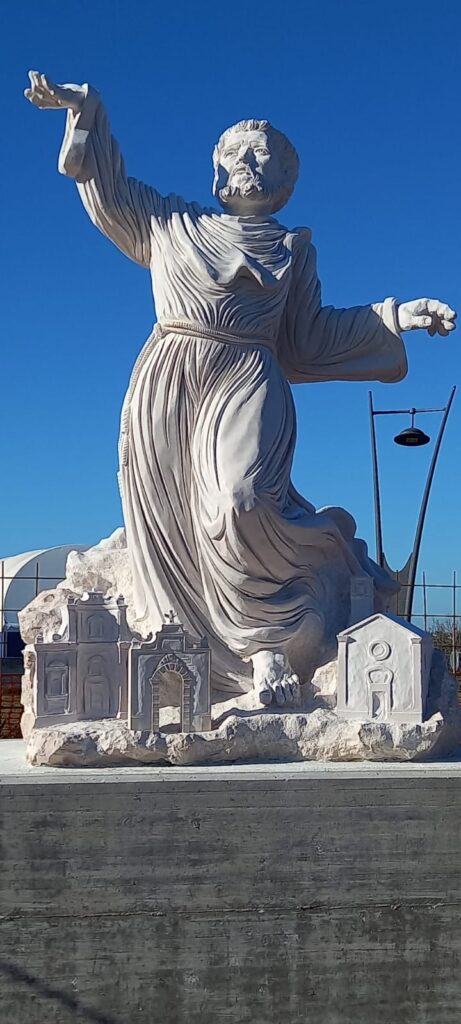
[118,319,275,469]
[158,318,276,353]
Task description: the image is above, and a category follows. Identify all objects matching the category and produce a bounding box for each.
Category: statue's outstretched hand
[397,298,457,337]
[24,71,85,113]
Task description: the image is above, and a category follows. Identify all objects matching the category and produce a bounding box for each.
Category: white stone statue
[25,71,456,706]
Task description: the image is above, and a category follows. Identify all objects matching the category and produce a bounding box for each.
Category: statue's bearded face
[213,128,295,216]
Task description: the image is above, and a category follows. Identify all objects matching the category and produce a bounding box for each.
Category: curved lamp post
[369,386,456,621]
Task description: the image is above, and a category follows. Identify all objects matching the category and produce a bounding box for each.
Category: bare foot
[251,650,300,707]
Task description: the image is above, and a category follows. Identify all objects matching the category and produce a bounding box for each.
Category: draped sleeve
[58,85,172,267]
[277,231,408,384]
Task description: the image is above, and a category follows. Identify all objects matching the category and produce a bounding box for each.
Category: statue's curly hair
[213,119,300,188]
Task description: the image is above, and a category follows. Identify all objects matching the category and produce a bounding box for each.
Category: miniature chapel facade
[129,615,212,733]
[34,592,132,727]
[337,613,433,724]
[32,594,212,734]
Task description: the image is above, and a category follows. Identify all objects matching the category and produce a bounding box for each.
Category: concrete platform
[1,740,461,1023]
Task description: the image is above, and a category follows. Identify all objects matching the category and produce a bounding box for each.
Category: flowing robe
[59,87,408,692]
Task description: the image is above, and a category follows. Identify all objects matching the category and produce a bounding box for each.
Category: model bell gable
[337,613,433,725]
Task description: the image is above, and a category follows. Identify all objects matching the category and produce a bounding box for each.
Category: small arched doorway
[149,653,195,732]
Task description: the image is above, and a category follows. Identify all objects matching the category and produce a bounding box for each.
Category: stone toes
[257,673,300,708]
[290,675,301,704]
[258,686,272,706]
[274,683,285,706]
[282,676,301,706]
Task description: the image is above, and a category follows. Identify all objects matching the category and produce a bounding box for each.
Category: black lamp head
[394,426,430,447]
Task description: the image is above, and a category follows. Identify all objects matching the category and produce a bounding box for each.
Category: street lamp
[369,386,456,621]
[394,410,430,447]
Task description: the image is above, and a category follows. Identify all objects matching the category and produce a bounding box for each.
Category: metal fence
[0,563,65,736]
[0,564,65,658]
[393,572,461,674]
[0,564,460,737]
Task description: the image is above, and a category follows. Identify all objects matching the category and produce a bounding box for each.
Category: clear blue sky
[1,0,460,602]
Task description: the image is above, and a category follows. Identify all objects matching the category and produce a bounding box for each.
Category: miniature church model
[337,613,433,724]
[33,591,132,727]
[129,612,212,733]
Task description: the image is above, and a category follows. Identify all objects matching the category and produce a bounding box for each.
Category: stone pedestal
[1,742,461,1024]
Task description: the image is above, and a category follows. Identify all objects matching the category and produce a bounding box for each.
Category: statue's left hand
[24,70,85,113]
[397,298,457,337]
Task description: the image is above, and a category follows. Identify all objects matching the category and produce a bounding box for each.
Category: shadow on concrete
[0,958,119,1023]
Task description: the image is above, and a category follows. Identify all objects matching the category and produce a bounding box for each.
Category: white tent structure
[0,544,89,656]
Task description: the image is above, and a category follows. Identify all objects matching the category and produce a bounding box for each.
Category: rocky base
[20,532,461,768]
[26,695,461,767]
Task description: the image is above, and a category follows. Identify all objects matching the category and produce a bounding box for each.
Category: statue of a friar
[25,71,456,704]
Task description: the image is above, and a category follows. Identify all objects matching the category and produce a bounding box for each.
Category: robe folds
[59,87,408,692]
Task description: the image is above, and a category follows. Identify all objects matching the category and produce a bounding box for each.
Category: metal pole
[373,405,447,416]
[0,560,4,660]
[369,391,384,567]
[404,386,457,620]
[422,571,428,632]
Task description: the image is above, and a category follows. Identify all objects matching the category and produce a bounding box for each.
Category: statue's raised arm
[24,70,160,267]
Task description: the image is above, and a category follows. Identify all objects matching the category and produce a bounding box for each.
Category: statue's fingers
[411,315,433,329]
[429,315,448,336]
[427,299,454,318]
[31,72,46,96]
[433,302,453,319]
[37,73,55,99]
[26,90,46,107]
[434,319,452,337]
[442,318,456,331]
[410,298,429,314]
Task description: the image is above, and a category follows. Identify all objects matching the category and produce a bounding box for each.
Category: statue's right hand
[24,71,85,113]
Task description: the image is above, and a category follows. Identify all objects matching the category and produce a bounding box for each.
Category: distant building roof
[0,544,89,630]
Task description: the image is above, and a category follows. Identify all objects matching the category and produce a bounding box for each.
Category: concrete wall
[1,747,461,1023]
